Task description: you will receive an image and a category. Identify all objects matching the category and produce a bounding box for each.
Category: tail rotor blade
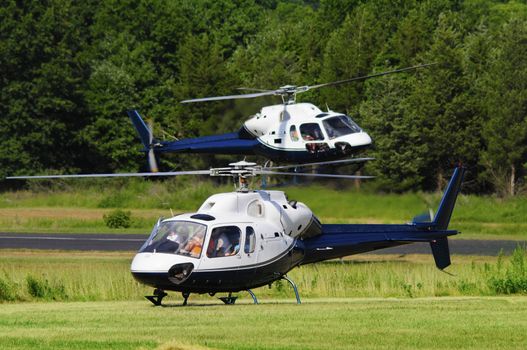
[147,120,159,173]
[148,149,159,173]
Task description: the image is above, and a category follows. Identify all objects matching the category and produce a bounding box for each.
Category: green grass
[1,249,526,303]
[0,298,526,349]
[0,179,526,239]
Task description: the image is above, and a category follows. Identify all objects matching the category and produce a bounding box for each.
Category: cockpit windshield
[322,115,361,139]
[139,220,206,258]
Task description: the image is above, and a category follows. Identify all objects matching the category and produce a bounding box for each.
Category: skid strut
[182,292,190,306]
[247,289,258,304]
[145,288,167,306]
[282,275,301,304]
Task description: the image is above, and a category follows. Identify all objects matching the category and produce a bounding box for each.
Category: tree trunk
[436,169,444,192]
[510,164,516,196]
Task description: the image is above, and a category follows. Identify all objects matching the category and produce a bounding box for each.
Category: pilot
[157,230,181,253]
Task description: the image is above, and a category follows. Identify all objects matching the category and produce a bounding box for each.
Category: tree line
[0,0,526,195]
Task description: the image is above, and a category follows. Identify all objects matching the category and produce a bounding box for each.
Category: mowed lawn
[0,298,526,350]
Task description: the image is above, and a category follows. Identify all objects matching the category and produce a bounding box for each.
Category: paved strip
[0,232,525,255]
[0,232,148,251]
[369,240,527,256]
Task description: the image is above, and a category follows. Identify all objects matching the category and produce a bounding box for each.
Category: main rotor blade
[236,87,274,92]
[181,91,277,104]
[6,170,211,180]
[257,170,374,180]
[307,63,437,91]
[266,157,375,171]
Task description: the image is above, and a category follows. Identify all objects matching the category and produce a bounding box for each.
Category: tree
[480,15,527,196]
[360,71,428,191]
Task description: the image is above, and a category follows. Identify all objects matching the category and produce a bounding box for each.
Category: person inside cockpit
[181,228,205,258]
[156,230,182,253]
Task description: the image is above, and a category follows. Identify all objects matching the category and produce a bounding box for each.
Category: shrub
[488,246,527,294]
[26,275,67,300]
[103,209,132,228]
[0,275,16,302]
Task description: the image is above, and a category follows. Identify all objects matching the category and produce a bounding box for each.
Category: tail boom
[301,167,465,270]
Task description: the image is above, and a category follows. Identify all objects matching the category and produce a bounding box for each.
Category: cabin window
[300,123,324,141]
[245,227,256,254]
[290,125,299,141]
[206,226,241,258]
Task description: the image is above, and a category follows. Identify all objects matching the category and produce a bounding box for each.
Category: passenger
[182,230,205,258]
[214,232,232,257]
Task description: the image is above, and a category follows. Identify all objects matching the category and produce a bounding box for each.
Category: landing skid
[219,292,237,305]
[145,288,167,306]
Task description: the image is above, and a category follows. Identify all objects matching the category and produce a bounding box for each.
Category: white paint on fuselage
[131,190,312,275]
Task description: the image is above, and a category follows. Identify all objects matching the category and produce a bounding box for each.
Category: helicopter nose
[347,132,372,147]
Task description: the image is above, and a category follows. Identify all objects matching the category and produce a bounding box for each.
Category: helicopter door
[199,225,244,289]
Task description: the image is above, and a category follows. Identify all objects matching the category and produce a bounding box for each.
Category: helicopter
[8,160,465,306]
[129,63,435,172]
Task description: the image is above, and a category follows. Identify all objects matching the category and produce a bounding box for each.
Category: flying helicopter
[129,63,436,172]
[8,160,465,306]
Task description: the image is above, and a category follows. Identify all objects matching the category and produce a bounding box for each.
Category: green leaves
[1,0,526,195]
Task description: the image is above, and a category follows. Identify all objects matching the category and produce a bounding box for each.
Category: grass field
[1,248,526,350]
[1,297,526,350]
[1,249,526,303]
[0,179,526,239]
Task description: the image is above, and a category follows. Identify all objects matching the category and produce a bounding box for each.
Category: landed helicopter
[8,160,465,306]
[129,64,435,171]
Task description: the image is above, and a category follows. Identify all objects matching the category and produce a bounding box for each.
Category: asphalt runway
[0,232,525,256]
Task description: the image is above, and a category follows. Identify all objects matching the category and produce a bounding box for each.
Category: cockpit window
[207,226,241,258]
[322,115,361,139]
[300,123,325,141]
[140,221,206,258]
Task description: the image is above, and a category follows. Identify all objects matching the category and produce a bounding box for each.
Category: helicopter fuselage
[131,190,320,293]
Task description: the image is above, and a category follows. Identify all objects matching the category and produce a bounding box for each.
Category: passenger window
[206,226,241,258]
[290,125,299,141]
[300,123,324,141]
[245,227,256,254]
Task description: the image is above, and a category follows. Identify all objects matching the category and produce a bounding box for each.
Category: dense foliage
[1,0,526,195]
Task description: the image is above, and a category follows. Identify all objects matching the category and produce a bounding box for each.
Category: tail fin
[431,166,465,230]
[430,166,465,270]
[127,110,151,149]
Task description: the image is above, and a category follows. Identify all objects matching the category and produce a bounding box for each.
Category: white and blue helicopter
[129,64,435,171]
[8,160,465,306]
